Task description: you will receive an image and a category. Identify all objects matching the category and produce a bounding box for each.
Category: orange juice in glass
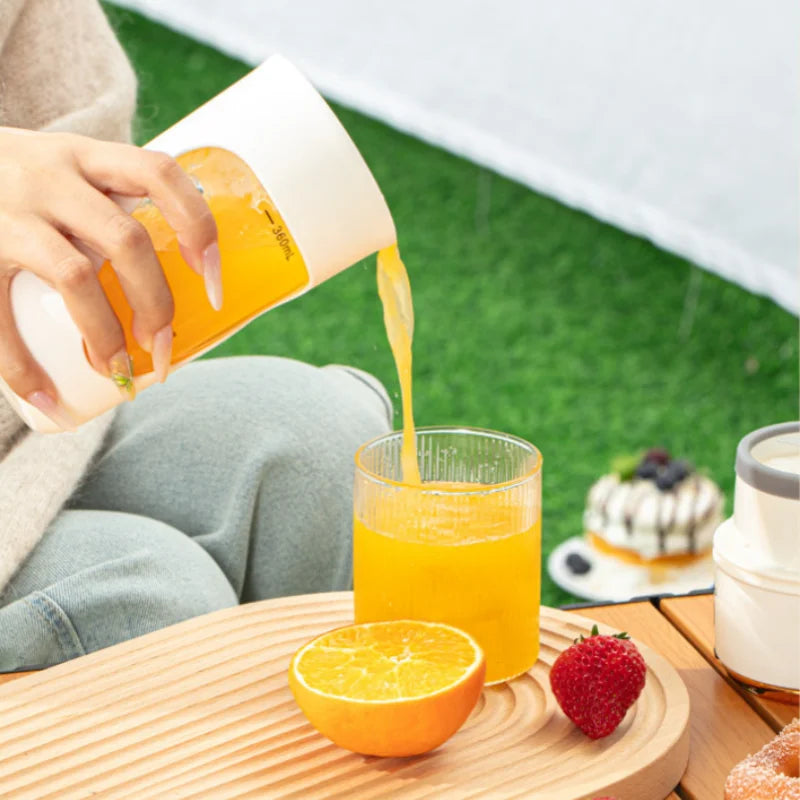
[353,426,542,684]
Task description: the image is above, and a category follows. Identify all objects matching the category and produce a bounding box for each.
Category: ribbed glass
[353,427,542,684]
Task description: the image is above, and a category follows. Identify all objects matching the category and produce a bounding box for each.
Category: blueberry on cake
[583,448,724,564]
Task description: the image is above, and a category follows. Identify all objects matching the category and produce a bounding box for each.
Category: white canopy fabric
[113,0,799,313]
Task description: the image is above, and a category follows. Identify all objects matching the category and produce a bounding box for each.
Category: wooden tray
[0,592,689,800]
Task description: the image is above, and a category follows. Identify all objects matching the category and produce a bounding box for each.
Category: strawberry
[549,624,646,739]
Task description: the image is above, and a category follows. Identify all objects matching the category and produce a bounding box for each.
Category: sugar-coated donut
[725,718,800,800]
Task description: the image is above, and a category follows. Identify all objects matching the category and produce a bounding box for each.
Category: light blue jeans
[0,357,392,670]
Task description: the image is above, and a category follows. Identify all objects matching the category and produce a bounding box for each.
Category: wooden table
[0,591,795,799]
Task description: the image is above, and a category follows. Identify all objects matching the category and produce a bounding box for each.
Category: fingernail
[151,325,173,384]
[26,391,77,432]
[109,349,136,400]
[202,242,223,311]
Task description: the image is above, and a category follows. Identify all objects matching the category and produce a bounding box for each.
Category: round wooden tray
[0,592,690,800]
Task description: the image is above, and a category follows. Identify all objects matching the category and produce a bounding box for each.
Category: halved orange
[288,619,486,757]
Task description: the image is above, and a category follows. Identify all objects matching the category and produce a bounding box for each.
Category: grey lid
[736,421,800,499]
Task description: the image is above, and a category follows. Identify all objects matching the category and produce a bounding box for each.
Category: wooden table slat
[0,671,34,687]
[660,595,798,731]
[569,601,776,800]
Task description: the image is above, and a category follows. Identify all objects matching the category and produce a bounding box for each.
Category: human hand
[0,127,220,429]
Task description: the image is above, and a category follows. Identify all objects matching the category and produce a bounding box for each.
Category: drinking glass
[353,426,542,684]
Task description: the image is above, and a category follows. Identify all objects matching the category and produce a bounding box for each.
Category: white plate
[548,536,714,603]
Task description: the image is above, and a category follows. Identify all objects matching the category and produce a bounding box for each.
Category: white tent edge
[110,0,799,316]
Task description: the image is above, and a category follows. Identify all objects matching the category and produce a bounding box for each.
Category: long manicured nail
[26,391,77,432]
[151,325,173,384]
[109,349,136,400]
[202,242,223,311]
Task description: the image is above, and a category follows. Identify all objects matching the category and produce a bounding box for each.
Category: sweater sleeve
[0,0,136,143]
[0,0,133,591]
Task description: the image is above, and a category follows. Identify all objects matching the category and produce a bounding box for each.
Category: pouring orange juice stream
[376,245,421,485]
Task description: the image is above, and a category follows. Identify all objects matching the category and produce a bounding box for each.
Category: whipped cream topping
[584,473,724,559]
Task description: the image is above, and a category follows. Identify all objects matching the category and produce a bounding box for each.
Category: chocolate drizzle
[657,489,678,555]
[624,484,648,538]
[685,476,702,553]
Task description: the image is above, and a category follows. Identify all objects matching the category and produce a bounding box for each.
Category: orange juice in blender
[97,146,310,376]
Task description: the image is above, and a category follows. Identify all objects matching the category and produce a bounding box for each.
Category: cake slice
[583,448,724,563]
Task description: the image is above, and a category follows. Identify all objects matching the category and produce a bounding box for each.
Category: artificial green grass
[105,4,798,607]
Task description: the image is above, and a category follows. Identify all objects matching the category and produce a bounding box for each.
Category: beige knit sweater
[0,0,137,592]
